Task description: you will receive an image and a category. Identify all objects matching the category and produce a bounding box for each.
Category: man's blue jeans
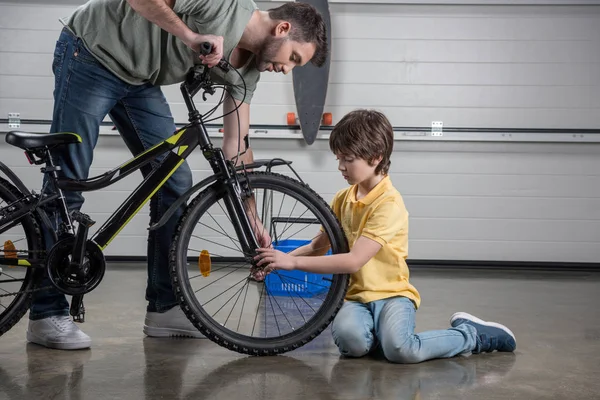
[30,27,192,320]
[331,296,478,363]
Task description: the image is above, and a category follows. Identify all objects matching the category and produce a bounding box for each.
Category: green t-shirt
[62,0,260,103]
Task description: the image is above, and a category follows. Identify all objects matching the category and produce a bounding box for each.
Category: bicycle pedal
[71,210,96,227]
[73,312,85,323]
[71,304,85,323]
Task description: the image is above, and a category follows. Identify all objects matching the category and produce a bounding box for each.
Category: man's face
[256,26,316,74]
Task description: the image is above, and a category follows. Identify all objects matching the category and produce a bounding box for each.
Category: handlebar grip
[199,42,212,56]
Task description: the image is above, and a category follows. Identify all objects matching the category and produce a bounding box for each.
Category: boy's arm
[255,235,382,274]
[289,231,331,257]
[255,199,406,274]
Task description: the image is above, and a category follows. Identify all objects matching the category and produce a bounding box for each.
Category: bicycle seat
[5,131,82,150]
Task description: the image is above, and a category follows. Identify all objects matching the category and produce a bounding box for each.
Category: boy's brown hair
[329,109,394,175]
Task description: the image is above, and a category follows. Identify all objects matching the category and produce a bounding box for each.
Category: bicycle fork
[206,149,260,259]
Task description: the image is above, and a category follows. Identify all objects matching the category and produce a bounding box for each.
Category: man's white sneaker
[27,315,92,350]
[143,305,205,338]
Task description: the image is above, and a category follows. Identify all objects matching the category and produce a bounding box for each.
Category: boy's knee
[335,331,372,358]
[332,318,373,357]
[381,336,423,364]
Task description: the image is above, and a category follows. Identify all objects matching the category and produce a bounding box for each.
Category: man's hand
[254,248,297,272]
[184,33,224,67]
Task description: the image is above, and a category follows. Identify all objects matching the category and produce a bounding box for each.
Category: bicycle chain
[0,247,49,298]
[0,285,53,298]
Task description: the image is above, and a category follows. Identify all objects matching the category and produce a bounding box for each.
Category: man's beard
[256,37,284,72]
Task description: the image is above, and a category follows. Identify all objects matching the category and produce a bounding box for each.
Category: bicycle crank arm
[70,294,85,323]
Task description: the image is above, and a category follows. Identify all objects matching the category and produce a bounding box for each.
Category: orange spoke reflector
[4,240,17,268]
[199,250,211,277]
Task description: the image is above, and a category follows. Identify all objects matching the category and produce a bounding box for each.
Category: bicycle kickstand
[70,295,85,323]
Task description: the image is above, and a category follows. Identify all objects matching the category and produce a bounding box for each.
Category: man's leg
[373,296,478,364]
[28,28,123,349]
[107,84,202,338]
[331,300,376,357]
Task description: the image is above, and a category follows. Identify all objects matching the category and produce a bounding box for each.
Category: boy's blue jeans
[331,296,478,363]
[29,27,192,320]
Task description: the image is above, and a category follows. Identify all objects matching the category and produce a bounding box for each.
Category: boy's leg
[331,300,376,357]
[450,312,517,353]
[373,296,478,364]
[108,84,201,338]
[28,28,122,349]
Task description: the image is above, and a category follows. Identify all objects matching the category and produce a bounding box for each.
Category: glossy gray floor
[0,264,599,400]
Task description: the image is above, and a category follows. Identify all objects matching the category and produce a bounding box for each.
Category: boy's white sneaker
[27,315,92,350]
[143,305,205,338]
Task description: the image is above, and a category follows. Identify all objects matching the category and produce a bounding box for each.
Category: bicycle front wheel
[170,171,349,355]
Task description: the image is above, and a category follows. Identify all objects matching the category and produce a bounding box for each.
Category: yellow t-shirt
[329,176,421,308]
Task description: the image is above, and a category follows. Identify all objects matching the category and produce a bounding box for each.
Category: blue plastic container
[265,239,333,297]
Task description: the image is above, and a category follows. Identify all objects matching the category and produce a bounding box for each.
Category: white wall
[1,1,600,127]
[1,1,600,263]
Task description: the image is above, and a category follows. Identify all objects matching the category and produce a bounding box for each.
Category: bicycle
[0,43,349,355]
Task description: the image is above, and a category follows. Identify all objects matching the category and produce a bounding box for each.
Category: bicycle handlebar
[199,42,213,56]
[197,42,228,72]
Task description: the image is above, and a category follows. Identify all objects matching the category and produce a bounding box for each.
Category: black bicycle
[0,43,349,355]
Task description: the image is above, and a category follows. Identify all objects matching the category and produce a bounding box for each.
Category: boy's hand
[254,248,296,272]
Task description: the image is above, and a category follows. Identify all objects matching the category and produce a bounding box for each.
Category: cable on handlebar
[189,43,249,168]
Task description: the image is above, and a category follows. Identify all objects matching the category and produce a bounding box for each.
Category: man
[27,0,328,350]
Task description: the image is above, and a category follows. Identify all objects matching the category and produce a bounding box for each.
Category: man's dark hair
[267,3,328,67]
[329,109,394,175]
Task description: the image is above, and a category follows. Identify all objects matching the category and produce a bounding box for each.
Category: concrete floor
[0,264,599,400]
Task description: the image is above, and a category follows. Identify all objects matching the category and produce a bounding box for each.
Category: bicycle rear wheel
[170,171,349,355]
[0,177,43,336]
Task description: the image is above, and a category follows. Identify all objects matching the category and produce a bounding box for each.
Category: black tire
[170,171,349,355]
[0,177,43,336]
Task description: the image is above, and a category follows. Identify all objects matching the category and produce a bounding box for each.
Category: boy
[255,109,516,363]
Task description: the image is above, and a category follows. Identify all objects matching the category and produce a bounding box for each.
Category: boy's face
[336,153,382,186]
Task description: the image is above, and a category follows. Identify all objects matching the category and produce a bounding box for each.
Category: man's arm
[222,94,252,165]
[125,0,223,66]
[222,94,273,247]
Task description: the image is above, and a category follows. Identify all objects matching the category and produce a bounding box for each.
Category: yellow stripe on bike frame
[119,129,186,169]
[18,259,31,267]
[99,159,186,250]
[166,129,186,144]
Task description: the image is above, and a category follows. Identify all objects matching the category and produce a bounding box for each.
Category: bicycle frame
[63,125,203,251]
